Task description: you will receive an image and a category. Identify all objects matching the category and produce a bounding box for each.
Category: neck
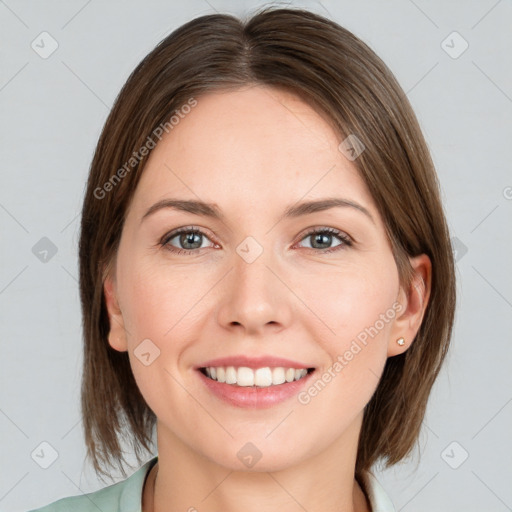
[144,416,370,512]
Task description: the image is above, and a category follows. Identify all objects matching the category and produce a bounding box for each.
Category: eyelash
[159,225,353,256]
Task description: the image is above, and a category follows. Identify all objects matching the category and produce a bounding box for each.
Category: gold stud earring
[396,337,405,346]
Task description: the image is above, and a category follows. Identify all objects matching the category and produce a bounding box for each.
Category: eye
[160,226,216,255]
[159,225,352,256]
[296,227,352,253]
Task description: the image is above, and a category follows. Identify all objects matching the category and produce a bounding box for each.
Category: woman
[29,6,455,512]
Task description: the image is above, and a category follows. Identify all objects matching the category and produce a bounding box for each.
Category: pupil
[181,232,201,249]
[313,233,331,249]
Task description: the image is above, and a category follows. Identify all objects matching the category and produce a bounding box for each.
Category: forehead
[129,85,375,219]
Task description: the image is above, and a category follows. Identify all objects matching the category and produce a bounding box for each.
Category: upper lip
[196,355,314,370]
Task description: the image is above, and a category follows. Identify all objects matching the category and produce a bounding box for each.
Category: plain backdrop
[1,1,511,511]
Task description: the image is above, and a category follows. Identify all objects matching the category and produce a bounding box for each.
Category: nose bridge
[215,235,292,334]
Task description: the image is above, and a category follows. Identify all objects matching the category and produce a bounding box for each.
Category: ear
[387,254,431,357]
[103,266,128,352]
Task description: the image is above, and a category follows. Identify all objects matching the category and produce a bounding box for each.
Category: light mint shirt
[28,456,396,512]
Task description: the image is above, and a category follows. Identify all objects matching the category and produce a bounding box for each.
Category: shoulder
[26,483,123,512]
[359,470,396,512]
[26,457,158,512]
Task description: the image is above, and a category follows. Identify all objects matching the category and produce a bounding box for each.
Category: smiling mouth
[199,366,315,387]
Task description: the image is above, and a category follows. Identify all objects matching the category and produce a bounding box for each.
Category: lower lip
[197,370,314,409]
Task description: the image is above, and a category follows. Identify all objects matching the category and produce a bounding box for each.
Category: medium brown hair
[79,6,456,480]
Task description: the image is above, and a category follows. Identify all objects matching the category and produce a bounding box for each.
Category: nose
[215,244,293,336]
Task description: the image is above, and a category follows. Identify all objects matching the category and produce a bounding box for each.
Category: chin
[197,435,314,473]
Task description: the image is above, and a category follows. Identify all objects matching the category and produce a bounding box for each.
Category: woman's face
[105,85,423,471]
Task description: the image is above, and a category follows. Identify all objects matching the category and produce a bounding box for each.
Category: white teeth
[255,367,273,387]
[202,366,309,386]
[237,367,254,387]
[216,367,226,383]
[272,367,286,385]
[225,366,237,384]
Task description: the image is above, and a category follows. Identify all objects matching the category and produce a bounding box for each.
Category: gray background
[1,0,511,511]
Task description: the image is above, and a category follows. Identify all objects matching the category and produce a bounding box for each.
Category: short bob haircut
[79,6,456,481]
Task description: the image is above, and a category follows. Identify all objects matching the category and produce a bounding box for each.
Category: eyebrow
[141,197,374,224]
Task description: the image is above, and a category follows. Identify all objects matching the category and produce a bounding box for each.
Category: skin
[104,85,431,512]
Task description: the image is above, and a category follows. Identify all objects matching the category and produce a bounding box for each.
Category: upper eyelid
[160,226,217,248]
[299,226,350,238]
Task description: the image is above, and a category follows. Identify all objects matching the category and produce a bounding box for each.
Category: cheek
[296,256,399,399]
[298,256,399,343]
[117,255,222,395]
[119,255,209,343]
[119,260,206,419]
